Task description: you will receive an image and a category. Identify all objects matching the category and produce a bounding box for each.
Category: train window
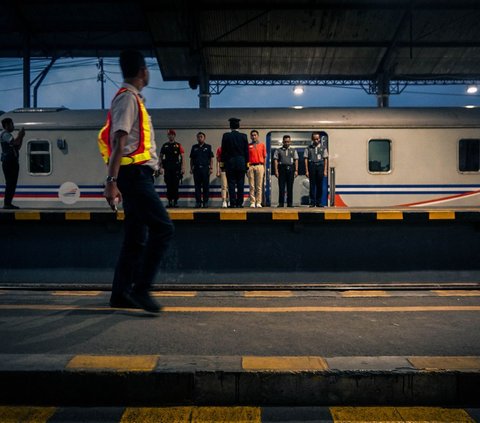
[27,140,51,175]
[459,139,479,172]
[368,139,391,173]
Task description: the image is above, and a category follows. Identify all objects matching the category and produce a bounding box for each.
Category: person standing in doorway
[190,132,213,208]
[100,49,174,313]
[221,117,249,208]
[273,135,298,207]
[1,118,25,209]
[159,129,185,208]
[247,129,266,208]
[304,131,329,207]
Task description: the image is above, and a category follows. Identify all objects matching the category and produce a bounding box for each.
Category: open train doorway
[266,131,329,207]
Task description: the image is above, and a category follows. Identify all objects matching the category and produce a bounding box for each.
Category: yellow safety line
[67,355,159,371]
[272,211,299,220]
[429,210,455,220]
[324,211,351,220]
[433,290,480,297]
[168,211,194,220]
[341,290,390,297]
[65,211,91,220]
[243,356,328,371]
[14,211,41,220]
[377,211,403,220]
[51,291,102,296]
[220,211,247,220]
[0,406,56,422]
[152,291,197,297]
[408,356,480,371]
[244,291,293,297]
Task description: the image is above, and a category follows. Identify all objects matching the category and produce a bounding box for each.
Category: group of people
[156,122,329,209]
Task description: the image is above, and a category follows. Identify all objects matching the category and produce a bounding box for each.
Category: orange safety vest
[98,87,152,165]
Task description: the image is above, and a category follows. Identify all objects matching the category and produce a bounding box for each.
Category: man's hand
[104,183,122,211]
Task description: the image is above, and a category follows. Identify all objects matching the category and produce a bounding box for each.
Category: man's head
[119,50,149,87]
[311,132,321,145]
[196,132,206,144]
[282,135,291,147]
[167,129,176,142]
[228,117,240,130]
[1,118,14,132]
[250,130,259,142]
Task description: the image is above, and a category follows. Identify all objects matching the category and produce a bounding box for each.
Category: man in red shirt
[247,130,267,207]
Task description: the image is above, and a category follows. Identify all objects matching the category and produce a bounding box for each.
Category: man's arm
[103,130,126,210]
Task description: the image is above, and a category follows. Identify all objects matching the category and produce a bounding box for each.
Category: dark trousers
[308,162,324,206]
[226,168,246,206]
[193,166,210,204]
[278,165,294,206]
[164,168,181,201]
[2,160,19,206]
[111,165,175,300]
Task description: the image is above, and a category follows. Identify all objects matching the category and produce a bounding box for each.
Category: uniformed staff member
[1,117,25,209]
[159,129,185,208]
[221,117,249,208]
[190,132,213,208]
[304,131,329,207]
[273,135,298,207]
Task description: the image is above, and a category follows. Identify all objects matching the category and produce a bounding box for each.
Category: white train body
[1,107,479,208]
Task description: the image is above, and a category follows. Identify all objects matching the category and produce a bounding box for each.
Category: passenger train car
[1,107,479,209]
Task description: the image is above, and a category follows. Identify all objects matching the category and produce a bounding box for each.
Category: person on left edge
[247,129,267,208]
[159,129,185,208]
[190,132,213,208]
[99,49,174,313]
[1,118,25,209]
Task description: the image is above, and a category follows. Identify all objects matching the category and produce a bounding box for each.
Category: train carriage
[1,107,479,209]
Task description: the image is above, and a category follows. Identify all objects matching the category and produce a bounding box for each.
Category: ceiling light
[465,105,476,109]
[293,105,303,109]
[467,86,478,94]
[293,86,304,95]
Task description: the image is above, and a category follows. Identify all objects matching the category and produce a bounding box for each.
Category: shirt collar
[121,82,144,101]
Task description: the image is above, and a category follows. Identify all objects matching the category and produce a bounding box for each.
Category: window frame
[458,138,480,173]
[367,138,392,174]
[27,139,52,176]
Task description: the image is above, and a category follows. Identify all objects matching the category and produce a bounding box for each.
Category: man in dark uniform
[273,135,298,207]
[159,129,185,208]
[221,117,249,208]
[304,131,329,207]
[190,132,213,208]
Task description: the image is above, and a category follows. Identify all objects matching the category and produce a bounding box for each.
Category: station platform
[1,287,480,410]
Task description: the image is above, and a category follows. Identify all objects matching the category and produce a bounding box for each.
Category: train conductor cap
[228,117,241,129]
[167,129,176,136]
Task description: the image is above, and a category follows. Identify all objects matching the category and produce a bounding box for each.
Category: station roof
[2,0,480,84]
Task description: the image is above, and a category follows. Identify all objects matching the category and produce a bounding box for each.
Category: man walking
[99,50,174,313]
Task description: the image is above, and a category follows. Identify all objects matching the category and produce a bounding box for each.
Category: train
[1,106,479,209]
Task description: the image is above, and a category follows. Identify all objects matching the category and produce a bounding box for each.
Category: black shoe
[3,204,19,209]
[109,295,138,309]
[287,204,294,208]
[124,291,160,313]
[277,204,284,208]
[195,202,202,208]
[203,202,209,208]
[309,204,316,208]
[316,204,324,208]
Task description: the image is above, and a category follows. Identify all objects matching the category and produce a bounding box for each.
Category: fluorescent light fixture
[467,86,478,94]
[293,105,303,109]
[465,105,476,109]
[293,85,304,95]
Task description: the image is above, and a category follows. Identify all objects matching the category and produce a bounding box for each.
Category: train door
[267,131,313,207]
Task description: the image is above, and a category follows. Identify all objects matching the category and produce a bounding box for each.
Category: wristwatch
[106,176,117,183]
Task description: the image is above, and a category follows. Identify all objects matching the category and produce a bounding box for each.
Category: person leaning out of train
[190,131,214,208]
[304,131,329,207]
[216,146,229,208]
[273,135,298,207]
[247,129,267,208]
[159,129,185,208]
[1,118,25,209]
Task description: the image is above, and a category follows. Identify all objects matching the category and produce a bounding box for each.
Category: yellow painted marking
[0,406,56,422]
[3,304,480,313]
[152,291,197,297]
[398,407,475,422]
[15,211,41,220]
[67,355,158,371]
[244,290,293,297]
[341,290,389,297]
[429,210,455,220]
[168,211,194,220]
[243,356,328,371]
[433,290,480,297]
[65,211,91,220]
[272,211,299,220]
[51,290,102,296]
[331,406,402,422]
[330,407,475,422]
[324,211,351,220]
[408,356,480,371]
[377,211,403,220]
[116,211,125,220]
[220,211,247,220]
[122,406,261,423]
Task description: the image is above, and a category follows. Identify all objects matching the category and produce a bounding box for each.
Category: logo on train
[58,182,80,205]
